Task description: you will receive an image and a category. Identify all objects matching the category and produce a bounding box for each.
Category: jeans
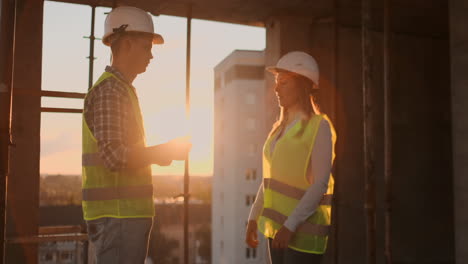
[87,217,153,264]
[268,239,323,264]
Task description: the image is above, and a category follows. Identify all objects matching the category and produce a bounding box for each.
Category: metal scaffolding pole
[362,0,376,263]
[88,6,96,90]
[184,4,192,264]
[383,0,393,262]
[0,0,15,262]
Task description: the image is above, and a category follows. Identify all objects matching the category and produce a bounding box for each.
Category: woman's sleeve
[248,183,264,221]
[283,119,332,232]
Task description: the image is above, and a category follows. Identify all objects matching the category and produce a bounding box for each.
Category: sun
[144,105,213,176]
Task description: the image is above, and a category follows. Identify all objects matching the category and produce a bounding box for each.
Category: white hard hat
[103,6,164,46]
[267,51,319,87]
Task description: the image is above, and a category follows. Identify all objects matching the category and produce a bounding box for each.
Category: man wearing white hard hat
[245,51,336,263]
[82,6,191,263]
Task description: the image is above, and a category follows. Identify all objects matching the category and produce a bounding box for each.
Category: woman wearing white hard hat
[245,51,336,263]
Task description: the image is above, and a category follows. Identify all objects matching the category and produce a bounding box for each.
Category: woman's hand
[245,220,259,248]
[271,226,293,249]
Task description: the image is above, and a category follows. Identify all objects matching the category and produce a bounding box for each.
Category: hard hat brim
[266,66,319,88]
[266,66,293,75]
[153,33,164,44]
[103,32,165,46]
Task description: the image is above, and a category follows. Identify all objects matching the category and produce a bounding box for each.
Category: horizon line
[40,173,213,177]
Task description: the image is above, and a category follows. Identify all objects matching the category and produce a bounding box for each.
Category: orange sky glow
[39,2,265,176]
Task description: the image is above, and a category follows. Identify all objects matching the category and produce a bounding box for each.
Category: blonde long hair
[270,73,321,137]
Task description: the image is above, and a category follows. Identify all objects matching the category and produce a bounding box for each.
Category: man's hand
[164,136,192,160]
[271,226,293,249]
[128,137,191,168]
[245,220,259,248]
[156,156,172,166]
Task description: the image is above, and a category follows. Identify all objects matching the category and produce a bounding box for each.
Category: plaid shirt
[84,66,141,171]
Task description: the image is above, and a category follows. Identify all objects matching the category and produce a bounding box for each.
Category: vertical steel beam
[0,0,15,263]
[361,0,376,263]
[383,0,393,263]
[184,3,192,264]
[84,7,93,252]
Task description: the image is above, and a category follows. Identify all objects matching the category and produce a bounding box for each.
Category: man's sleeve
[91,82,129,171]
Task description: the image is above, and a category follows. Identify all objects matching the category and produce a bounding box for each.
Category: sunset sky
[40,2,265,176]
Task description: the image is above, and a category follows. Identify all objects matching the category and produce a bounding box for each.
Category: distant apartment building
[212,50,267,264]
[38,206,86,264]
[39,241,85,264]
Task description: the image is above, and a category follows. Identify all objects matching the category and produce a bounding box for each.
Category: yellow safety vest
[81,72,154,221]
[258,114,336,254]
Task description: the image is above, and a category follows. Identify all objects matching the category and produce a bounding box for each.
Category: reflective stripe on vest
[261,208,330,237]
[82,185,153,201]
[264,178,333,206]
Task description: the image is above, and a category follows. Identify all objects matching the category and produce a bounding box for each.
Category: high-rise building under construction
[212,50,267,264]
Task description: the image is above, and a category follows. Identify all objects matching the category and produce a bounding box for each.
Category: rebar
[332,0,340,263]
[383,0,393,262]
[361,0,377,263]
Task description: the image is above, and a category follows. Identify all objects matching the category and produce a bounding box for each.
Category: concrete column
[7,0,43,263]
[0,0,16,261]
[264,16,314,128]
[450,0,468,263]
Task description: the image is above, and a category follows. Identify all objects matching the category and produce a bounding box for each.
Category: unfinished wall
[450,0,468,263]
[307,7,453,264]
[390,33,452,264]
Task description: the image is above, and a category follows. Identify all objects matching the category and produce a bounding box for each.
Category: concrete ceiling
[48,0,333,27]
[48,0,448,37]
